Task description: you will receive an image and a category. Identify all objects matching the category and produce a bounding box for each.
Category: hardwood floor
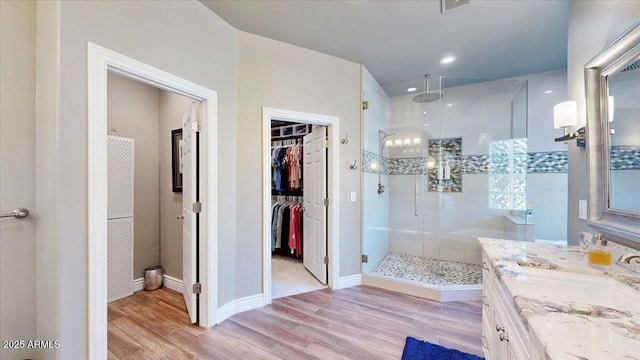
[108,286,483,359]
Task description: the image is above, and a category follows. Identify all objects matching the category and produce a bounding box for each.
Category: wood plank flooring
[108,286,483,359]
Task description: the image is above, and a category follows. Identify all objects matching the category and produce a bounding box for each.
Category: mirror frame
[585,21,640,242]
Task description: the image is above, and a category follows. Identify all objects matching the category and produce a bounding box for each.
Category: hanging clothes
[271,142,302,193]
[271,196,304,258]
[288,203,303,256]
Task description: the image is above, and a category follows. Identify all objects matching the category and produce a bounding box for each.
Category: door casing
[261,107,340,303]
[87,43,218,360]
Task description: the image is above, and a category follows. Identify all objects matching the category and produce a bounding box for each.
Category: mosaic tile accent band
[527,151,568,173]
[362,150,389,174]
[610,146,640,170]
[462,154,489,174]
[363,146,639,175]
[389,157,423,175]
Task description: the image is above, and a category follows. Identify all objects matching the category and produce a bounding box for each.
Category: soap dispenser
[588,233,612,270]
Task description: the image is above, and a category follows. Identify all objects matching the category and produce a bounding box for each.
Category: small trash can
[144,265,164,291]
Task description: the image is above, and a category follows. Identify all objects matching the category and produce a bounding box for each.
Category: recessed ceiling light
[440,55,456,64]
[407,87,417,92]
[446,103,453,107]
[545,90,553,94]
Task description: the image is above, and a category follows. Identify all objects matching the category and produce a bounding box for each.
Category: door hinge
[323,198,329,206]
[362,101,369,110]
[192,283,201,294]
[362,254,368,263]
[192,120,201,132]
[323,137,329,148]
[192,202,202,213]
[323,256,329,265]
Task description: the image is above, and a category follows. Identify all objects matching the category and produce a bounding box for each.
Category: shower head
[412,74,443,103]
[413,92,443,103]
[379,130,395,150]
[379,130,396,140]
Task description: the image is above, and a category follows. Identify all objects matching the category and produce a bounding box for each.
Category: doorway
[261,107,340,304]
[105,72,199,323]
[88,43,218,359]
[270,121,327,299]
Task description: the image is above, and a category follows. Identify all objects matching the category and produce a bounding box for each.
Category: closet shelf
[271,123,311,140]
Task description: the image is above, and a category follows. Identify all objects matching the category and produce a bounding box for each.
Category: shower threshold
[362,252,482,302]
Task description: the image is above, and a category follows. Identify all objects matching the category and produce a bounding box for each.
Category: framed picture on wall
[171,128,183,192]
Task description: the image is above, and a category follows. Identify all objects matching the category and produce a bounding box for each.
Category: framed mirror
[585,21,640,242]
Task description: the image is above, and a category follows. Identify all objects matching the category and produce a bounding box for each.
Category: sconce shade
[553,101,578,129]
[608,96,614,122]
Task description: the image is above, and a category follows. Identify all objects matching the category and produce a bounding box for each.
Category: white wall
[237,31,361,287]
[0,2,37,359]
[35,0,61,354]
[361,66,390,273]
[159,91,192,279]
[36,1,238,357]
[107,73,161,278]
[521,69,569,241]
[567,0,640,247]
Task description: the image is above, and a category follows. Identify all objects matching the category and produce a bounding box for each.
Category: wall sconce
[553,100,585,148]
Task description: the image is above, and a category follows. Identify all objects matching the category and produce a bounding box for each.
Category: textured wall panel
[107,135,134,302]
[107,136,135,219]
[107,217,134,302]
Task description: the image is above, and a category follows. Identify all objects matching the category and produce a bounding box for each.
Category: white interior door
[182,102,198,324]
[303,126,328,284]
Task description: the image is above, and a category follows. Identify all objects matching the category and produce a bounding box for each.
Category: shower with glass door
[361,74,529,301]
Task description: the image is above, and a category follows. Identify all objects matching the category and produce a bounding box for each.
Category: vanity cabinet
[482,254,543,360]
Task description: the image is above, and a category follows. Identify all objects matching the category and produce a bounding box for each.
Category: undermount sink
[517,267,640,312]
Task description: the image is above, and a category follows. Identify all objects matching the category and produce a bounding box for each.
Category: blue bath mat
[401,337,484,360]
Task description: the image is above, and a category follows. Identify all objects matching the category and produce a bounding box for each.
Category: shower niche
[427,137,462,193]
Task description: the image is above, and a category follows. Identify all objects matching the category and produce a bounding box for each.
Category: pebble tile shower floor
[370,252,483,286]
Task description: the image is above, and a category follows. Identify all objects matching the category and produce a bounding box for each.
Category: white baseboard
[334,274,362,289]
[133,277,144,292]
[216,293,265,324]
[163,274,183,293]
[132,274,183,293]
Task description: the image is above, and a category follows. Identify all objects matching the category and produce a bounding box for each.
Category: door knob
[177,214,184,220]
[0,208,29,219]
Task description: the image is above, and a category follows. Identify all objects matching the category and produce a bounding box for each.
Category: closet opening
[262,107,341,304]
[270,120,328,299]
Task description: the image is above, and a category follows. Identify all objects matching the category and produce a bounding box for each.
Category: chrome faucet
[618,253,640,264]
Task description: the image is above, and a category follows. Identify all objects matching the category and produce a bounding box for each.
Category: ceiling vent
[441,0,470,13]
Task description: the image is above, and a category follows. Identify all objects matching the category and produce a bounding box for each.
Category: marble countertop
[479,238,640,360]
